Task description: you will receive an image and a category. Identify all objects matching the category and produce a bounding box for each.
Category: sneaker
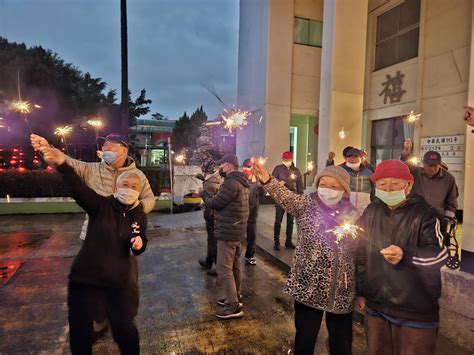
[274,243,280,250]
[216,305,244,319]
[217,294,243,306]
[245,257,257,265]
[198,258,212,269]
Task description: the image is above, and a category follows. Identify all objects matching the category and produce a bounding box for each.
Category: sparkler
[290,173,297,180]
[307,161,315,172]
[408,157,421,166]
[405,110,421,123]
[221,107,251,132]
[175,154,186,164]
[338,128,346,140]
[54,126,73,154]
[326,221,364,244]
[86,119,104,128]
[257,156,267,165]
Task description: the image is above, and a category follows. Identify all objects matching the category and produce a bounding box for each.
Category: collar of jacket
[421,167,444,179]
[377,194,425,214]
[110,196,141,213]
[101,156,136,172]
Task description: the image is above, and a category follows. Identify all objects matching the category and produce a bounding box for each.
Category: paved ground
[0,212,471,354]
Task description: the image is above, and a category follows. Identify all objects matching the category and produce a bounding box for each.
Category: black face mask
[219,167,227,178]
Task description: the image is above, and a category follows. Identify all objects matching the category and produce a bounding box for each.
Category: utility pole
[120,0,129,136]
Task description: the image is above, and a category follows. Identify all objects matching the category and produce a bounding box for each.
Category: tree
[151,112,164,120]
[171,106,209,155]
[128,89,152,161]
[120,0,129,136]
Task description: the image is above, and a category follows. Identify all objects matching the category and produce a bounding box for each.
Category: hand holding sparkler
[30,134,50,152]
[41,147,66,167]
[380,245,404,265]
[130,236,143,251]
[251,157,270,184]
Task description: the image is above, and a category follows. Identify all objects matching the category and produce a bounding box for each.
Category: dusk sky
[0,0,239,120]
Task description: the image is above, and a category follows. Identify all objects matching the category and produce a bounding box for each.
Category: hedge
[0,168,170,198]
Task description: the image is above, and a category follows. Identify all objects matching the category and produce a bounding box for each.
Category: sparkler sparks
[54,126,73,137]
[408,157,421,165]
[9,100,31,114]
[86,119,104,128]
[257,156,267,165]
[290,173,297,180]
[175,154,186,164]
[405,110,421,123]
[338,128,346,140]
[307,161,315,172]
[326,221,364,244]
[221,107,250,132]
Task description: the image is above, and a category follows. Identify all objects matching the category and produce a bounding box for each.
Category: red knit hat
[370,159,414,182]
[282,151,293,160]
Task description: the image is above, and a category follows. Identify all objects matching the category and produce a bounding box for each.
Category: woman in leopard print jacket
[253,161,359,355]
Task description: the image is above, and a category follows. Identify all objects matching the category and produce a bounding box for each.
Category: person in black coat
[242,159,265,265]
[271,151,304,250]
[41,147,147,355]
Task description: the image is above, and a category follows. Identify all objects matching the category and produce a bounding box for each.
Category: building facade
[237,0,474,273]
[130,118,175,167]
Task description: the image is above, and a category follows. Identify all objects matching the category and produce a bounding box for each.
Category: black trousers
[205,218,217,264]
[274,204,294,243]
[294,301,352,355]
[68,281,140,355]
[245,221,257,258]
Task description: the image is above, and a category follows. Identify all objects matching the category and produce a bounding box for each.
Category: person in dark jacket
[271,151,304,250]
[253,160,359,355]
[242,159,265,265]
[356,160,448,355]
[325,151,336,167]
[200,154,250,319]
[340,147,374,215]
[197,158,223,275]
[407,151,458,240]
[41,147,147,355]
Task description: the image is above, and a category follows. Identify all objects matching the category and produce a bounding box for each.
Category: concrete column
[317,0,369,170]
[236,0,294,171]
[461,0,474,274]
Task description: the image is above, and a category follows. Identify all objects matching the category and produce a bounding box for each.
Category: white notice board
[420,135,465,172]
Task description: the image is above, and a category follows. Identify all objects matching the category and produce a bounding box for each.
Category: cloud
[0,0,239,120]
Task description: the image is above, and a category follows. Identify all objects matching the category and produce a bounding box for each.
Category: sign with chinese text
[420,135,465,172]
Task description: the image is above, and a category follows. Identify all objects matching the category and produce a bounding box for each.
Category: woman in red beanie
[356,159,448,355]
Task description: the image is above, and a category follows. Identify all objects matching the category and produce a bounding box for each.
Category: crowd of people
[30,132,459,355]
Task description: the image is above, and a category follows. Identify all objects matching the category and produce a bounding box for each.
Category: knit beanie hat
[117,170,143,186]
[370,159,414,182]
[313,166,351,198]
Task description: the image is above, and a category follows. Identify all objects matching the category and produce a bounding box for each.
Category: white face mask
[282,161,292,168]
[102,151,118,164]
[375,188,406,207]
[317,187,344,206]
[116,188,140,205]
[346,162,360,171]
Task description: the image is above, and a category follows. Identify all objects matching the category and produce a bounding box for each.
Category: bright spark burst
[290,173,297,180]
[175,154,186,164]
[221,107,250,132]
[307,161,315,172]
[86,119,104,128]
[257,156,267,165]
[326,222,364,244]
[338,128,346,140]
[405,110,421,123]
[54,125,73,137]
[408,157,421,165]
[9,100,31,114]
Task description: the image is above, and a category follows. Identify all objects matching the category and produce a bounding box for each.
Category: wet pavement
[0,213,471,354]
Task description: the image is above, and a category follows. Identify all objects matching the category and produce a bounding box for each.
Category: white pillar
[461,0,474,273]
[317,0,369,170]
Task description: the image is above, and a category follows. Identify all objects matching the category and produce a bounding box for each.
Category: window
[371,117,405,165]
[289,126,298,162]
[294,17,323,47]
[375,0,420,71]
